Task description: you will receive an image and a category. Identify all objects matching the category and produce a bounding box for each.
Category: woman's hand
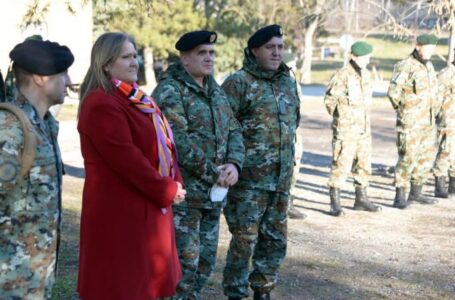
[173,182,186,204]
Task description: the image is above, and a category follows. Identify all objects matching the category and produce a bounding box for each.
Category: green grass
[52,274,79,300]
[311,33,450,85]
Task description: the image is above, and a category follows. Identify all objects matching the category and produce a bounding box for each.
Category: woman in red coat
[77,32,185,300]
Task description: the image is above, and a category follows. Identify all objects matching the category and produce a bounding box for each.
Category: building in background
[0,0,92,87]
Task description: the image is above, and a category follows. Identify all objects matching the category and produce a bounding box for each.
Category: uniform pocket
[397,132,406,155]
[26,158,59,212]
[333,140,343,163]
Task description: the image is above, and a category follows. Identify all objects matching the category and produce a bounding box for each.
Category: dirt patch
[52,99,455,299]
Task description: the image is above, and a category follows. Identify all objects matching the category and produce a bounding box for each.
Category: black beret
[248,24,283,49]
[175,30,217,52]
[9,39,74,76]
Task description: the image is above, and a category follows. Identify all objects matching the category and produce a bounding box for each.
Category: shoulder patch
[0,103,36,178]
[0,161,18,183]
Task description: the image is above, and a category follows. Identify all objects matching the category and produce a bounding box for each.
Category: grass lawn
[311,33,450,85]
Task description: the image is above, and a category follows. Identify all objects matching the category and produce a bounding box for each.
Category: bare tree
[429,0,455,64]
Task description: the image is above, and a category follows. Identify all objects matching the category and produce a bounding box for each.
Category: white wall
[0,0,92,85]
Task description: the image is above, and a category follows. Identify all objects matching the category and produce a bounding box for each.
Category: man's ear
[180,53,189,66]
[251,48,259,58]
[31,74,46,87]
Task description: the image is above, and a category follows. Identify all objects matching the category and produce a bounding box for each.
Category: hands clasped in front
[216,163,239,187]
[173,182,187,204]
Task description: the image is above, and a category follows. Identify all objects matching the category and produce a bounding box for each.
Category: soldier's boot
[353,187,381,212]
[288,195,307,219]
[393,187,408,209]
[408,184,437,205]
[253,291,270,300]
[228,297,242,300]
[449,176,455,199]
[434,176,449,198]
[329,187,344,217]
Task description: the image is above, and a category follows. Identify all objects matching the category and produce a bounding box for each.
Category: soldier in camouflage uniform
[0,39,73,299]
[324,41,380,216]
[152,30,244,300]
[388,34,439,208]
[221,24,300,300]
[433,54,455,198]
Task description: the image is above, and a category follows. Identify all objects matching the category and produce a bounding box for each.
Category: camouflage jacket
[436,63,455,131]
[0,100,63,299]
[324,61,372,140]
[222,48,300,193]
[388,51,438,132]
[152,61,245,209]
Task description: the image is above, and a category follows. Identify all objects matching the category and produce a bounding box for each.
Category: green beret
[10,39,74,76]
[175,30,217,52]
[248,24,283,49]
[25,34,43,41]
[416,34,438,45]
[351,41,373,56]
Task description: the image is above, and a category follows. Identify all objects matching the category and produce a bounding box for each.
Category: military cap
[9,39,74,76]
[175,30,217,52]
[351,41,373,56]
[248,24,283,49]
[416,34,439,45]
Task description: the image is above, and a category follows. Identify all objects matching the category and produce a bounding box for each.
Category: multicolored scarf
[112,79,178,195]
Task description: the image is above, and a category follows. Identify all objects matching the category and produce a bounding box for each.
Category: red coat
[77,88,182,300]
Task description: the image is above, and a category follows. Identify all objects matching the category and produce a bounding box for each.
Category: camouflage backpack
[0,102,37,179]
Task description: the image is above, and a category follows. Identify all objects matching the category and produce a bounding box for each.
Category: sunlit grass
[311,33,450,85]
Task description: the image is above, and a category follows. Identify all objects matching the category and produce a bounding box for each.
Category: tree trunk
[301,16,319,84]
[144,47,156,90]
[295,40,305,83]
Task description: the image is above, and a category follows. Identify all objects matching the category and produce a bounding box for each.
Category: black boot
[329,187,344,216]
[253,291,270,300]
[288,195,307,219]
[228,297,242,300]
[449,176,455,198]
[408,184,437,204]
[434,176,449,198]
[393,187,408,209]
[353,187,381,212]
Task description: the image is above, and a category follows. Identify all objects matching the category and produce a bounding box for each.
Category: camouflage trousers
[327,134,371,188]
[433,129,455,177]
[172,205,221,300]
[395,126,437,187]
[0,220,58,300]
[222,188,288,298]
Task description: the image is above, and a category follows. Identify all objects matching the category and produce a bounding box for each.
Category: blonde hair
[78,32,136,116]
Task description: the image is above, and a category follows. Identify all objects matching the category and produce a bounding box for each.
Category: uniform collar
[349,59,362,77]
[164,61,216,97]
[412,49,428,66]
[14,98,58,137]
[242,48,289,80]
